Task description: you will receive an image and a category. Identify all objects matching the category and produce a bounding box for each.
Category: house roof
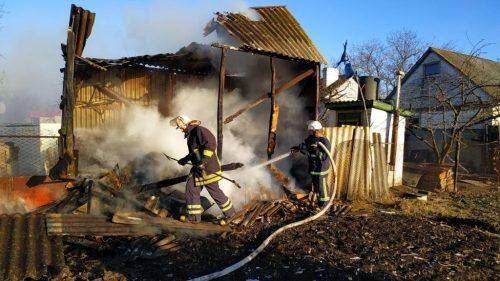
[387,47,500,100]
[208,6,326,63]
[325,100,414,117]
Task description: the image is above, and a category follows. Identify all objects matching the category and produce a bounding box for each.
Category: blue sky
[1,0,498,61]
[0,0,498,122]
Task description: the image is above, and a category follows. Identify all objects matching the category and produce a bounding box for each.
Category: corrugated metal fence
[324,126,390,201]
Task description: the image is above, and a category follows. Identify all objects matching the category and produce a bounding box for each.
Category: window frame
[423,61,441,76]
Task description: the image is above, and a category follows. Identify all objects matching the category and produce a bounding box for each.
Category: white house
[322,68,410,186]
[387,47,500,173]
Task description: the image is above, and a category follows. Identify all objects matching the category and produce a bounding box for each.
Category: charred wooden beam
[217,47,227,159]
[59,29,77,177]
[267,57,279,159]
[224,68,315,124]
[265,203,282,220]
[46,214,229,236]
[314,63,320,120]
[95,85,132,105]
[239,203,263,228]
[166,74,174,114]
[139,162,244,192]
[75,55,107,71]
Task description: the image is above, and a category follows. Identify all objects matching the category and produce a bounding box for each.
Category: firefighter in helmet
[291,120,332,206]
[170,115,236,222]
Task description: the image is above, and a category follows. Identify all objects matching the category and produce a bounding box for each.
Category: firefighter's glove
[178,157,189,166]
[194,164,205,173]
[290,146,300,154]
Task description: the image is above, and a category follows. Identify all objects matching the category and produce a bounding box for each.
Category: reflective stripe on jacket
[184,124,222,187]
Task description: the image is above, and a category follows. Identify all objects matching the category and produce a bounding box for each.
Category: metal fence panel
[0,135,59,176]
[371,133,390,200]
[325,126,390,201]
[324,126,355,199]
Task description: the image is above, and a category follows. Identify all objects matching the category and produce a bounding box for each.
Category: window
[408,116,420,126]
[424,61,440,76]
[337,112,363,126]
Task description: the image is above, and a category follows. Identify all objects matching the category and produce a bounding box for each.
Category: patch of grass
[397,188,499,233]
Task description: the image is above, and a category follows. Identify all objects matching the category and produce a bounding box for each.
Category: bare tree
[406,43,500,167]
[351,29,425,97]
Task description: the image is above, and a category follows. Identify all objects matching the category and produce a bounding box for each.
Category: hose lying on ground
[189,142,337,281]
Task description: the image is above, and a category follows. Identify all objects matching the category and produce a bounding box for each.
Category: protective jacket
[296,135,332,175]
[180,124,222,187]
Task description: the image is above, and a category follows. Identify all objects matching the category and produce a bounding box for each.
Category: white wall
[401,51,492,129]
[0,118,60,175]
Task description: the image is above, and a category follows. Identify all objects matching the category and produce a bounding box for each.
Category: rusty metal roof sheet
[212,6,326,63]
[68,4,95,56]
[0,214,65,281]
[80,43,216,75]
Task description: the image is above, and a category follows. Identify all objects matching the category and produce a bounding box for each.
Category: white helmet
[169,115,192,128]
[307,120,323,131]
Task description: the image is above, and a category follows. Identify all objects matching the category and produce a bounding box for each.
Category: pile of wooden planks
[228,200,286,228]
[228,199,352,230]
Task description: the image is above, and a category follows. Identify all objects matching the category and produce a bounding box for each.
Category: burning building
[55,5,327,188]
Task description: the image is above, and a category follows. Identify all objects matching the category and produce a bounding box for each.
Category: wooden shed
[54,5,327,177]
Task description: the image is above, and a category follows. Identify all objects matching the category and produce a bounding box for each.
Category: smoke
[0,0,256,123]
[0,26,64,123]
[76,80,281,207]
[120,0,249,54]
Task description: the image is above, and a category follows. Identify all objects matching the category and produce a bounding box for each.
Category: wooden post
[389,111,400,167]
[217,48,227,159]
[390,71,404,168]
[64,28,77,176]
[267,57,279,159]
[453,136,461,192]
[166,73,173,115]
[314,63,320,120]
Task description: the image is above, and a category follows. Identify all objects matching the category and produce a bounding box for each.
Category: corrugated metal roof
[212,6,326,63]
[0,214,65,281]
[79,43,216,75]
[68,4,95,56]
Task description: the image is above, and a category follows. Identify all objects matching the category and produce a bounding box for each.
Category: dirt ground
[58,183,499,281]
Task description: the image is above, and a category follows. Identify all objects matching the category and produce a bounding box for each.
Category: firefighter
[170,115,236,223]
[291,120,332,206]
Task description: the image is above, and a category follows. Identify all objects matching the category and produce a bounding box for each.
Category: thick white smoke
[76,79,285,208]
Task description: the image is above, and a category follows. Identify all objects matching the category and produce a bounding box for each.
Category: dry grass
[397,187,499,232]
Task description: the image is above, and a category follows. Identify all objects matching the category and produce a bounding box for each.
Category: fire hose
[189,142,337,281]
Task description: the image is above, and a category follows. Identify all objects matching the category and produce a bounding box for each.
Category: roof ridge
[250,5,287,9]
[429,46,500,64]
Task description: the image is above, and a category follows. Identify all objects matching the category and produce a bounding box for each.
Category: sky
[0,0,498,122]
